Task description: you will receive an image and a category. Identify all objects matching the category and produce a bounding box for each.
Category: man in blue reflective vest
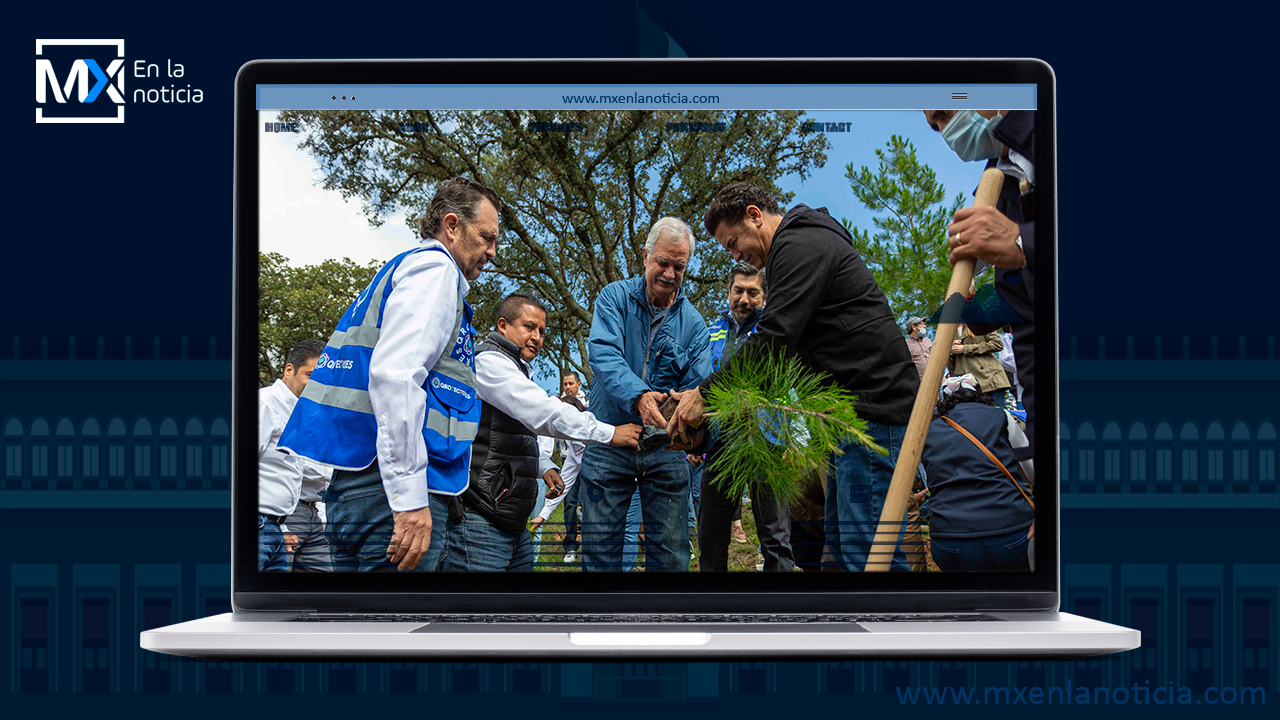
[279,177,500,572]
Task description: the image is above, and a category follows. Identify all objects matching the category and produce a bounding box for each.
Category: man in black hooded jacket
[667,182,920,571]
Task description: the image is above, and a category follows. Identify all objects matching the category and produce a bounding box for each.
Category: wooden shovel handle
[863,167,1006,572]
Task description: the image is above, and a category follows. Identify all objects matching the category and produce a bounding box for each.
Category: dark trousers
[562,478,580,553]
[698,461,794,572]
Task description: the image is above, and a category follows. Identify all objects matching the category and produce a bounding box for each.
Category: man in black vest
[443,293,641,571]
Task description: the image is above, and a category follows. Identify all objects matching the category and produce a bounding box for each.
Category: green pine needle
[704,348,886,503]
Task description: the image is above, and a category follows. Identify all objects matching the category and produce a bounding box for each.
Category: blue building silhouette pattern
[2,332,1276,714]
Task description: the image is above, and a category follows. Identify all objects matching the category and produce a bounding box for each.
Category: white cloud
[258,111,419,267]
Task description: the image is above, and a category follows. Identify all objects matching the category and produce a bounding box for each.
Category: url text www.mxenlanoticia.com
[896,682,1266,706]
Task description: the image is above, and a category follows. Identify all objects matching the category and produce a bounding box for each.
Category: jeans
[326,475,449,572]
[687,463,702,530]
[442,509,535,572]
[530,475,547,559]
[621,489,641,571]
[698,462,794,572]
[258,514,289,572]
[826,420,911,572]
[562,478,581,553]
[285,501,332,572]
[580,444,690,572]
[987,389,1008,410]
[932,528,1032,572]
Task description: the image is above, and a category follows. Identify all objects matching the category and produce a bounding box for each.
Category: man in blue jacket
[581,216,713,572]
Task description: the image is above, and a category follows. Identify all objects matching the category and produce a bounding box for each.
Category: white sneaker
[563,552,578,563]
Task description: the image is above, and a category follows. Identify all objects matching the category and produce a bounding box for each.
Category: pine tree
[703,348,885,502]
[842,135,991,324]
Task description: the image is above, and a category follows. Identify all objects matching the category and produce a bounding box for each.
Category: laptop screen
[236,60,1056,609]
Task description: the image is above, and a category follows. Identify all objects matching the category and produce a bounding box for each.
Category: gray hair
[644,216,695,256]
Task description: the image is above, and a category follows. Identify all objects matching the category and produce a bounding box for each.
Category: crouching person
[922,374,1035,572]
[444,293,642,571]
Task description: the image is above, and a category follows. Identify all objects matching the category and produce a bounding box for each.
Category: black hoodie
[701,204,918,426]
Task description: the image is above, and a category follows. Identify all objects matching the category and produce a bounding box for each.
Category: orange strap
[940,415,1035,510]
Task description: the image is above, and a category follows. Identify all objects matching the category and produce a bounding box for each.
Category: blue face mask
[941,110,1004,162]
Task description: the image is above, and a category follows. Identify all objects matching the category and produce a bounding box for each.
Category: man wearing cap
[904,317,933,382]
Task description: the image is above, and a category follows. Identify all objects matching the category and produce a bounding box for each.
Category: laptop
[141,57,1138,658]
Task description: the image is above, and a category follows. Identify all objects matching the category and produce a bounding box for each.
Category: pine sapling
[703,347,886,503]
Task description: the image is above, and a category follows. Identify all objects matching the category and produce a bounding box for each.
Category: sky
[259,109,990,392]
[260,109,987,267]
[259,110,420,266]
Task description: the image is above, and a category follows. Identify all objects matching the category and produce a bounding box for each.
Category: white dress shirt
[367,239,470,512]
[538,435,558,478]
[474,346,615,457]
[258,379,331,529]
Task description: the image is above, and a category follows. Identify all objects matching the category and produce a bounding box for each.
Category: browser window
[254,83,1038,575]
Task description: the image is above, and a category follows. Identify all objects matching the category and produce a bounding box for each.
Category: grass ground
[529,498,765,572]
[528,493,939,572]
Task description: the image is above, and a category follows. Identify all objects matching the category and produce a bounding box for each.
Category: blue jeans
[580,444,690,572]
[687,463,702,530]
[443,509,535,572]
[622,489,641,572]
[932,528,1032,572]
[826,420,911,572]
[326,483,449,572]
[258,514,289,572]
[530,476,547,559]
[562,478,581,553]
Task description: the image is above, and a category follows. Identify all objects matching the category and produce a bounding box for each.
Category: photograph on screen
[255,104,1037,575]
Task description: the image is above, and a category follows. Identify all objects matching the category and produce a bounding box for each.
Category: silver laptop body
[142,57,1138,659]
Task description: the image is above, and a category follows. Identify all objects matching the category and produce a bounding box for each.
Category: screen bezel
[233,58,1058,613]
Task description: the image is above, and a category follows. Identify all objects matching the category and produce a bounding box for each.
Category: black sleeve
[1020,219,1034,272]
[700,231,833,392]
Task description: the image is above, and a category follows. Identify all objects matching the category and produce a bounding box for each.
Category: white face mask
[941,110,1004,162]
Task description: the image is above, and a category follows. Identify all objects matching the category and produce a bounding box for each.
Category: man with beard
[698,262,795,572]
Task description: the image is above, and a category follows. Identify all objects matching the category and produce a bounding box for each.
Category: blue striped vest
[277,245,479,496]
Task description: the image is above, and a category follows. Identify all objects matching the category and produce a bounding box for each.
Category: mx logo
[36,39,126,123]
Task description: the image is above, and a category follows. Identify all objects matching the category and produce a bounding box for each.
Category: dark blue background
[8,1,1277,717]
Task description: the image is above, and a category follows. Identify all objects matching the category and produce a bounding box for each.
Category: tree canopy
[277,109,829,383]
[843,135,986,326]
[258,251,380,387]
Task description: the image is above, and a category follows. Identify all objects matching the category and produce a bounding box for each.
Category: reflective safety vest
[277,245,479,496]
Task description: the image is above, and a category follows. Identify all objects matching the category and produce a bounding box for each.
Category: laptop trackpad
[569,632,711,646]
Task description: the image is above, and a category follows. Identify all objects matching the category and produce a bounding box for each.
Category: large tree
[843,135,983,325]
[277,109,828,384]
[258,252,380,387]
